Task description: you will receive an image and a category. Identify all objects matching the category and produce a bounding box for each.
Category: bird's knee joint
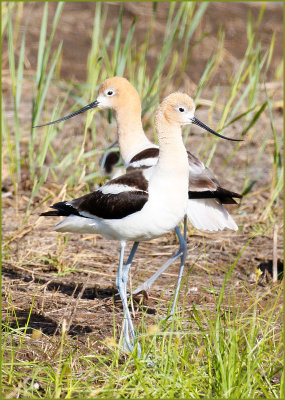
[179,239,187,253]
[122,274,128,284]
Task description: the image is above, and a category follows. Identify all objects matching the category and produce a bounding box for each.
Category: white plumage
[187,198,238,231]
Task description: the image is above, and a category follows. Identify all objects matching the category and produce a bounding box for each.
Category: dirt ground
[2,2,283,356]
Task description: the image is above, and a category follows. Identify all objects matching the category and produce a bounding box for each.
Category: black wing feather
[41,202,82,217]
[41,175,149,220]
[71,190,148,219]
[188,188,242,204]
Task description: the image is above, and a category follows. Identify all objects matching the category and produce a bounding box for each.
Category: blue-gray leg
[183,215,187,242]
[168,215,188,316]
[169,226,187,317]
[116,241,141,356]
[122,242,141,356]
[116,241,132,352]
[132,225,187,296]
[122,242,139,294]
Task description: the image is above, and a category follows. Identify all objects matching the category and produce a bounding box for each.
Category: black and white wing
[41,170,149,220]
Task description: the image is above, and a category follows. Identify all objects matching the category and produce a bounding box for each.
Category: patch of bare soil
[2,2,283,359]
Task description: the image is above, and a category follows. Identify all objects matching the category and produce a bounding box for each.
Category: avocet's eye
[179,107,185,112]
[105,88,115,97]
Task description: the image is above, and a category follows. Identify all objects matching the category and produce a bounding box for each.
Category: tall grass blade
[116,17,136,77]
[15,33,25,110]
[7,5,26,182]
[36,2,48,86]
[113,5,123,74]
[30,42,63,178]
[241,101,267,137]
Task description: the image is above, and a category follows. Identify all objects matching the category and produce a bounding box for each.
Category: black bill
[34,100,99,128]
[192,117,242,142]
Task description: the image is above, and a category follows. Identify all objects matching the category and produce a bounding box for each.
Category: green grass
[2,2,283,398]
[2,267,283,398]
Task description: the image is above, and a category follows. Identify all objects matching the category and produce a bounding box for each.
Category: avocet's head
[156,92,242,142]
[33,77,141,128]
[96,77,141,112]
[157,92,196,126]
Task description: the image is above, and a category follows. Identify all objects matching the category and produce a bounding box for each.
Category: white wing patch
[126,157,158,169]
[100,183,146,195]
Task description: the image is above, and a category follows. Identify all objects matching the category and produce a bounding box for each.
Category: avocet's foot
[121,338,142,357]
[160,313,173,323]
[120,319,142,357]
[132,290,149,304]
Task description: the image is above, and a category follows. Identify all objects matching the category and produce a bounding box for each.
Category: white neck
[156,116,188,174]
[115,106,153,164]
[147,111,189,221]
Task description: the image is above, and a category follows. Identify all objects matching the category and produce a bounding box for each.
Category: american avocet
[41,92,196,354]
[36,77,242,297]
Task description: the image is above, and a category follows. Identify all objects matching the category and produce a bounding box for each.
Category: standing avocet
[41,92,201,354]
[36,78,242,297]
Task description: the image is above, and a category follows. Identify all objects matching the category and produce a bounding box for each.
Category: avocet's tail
[187,198,238,231]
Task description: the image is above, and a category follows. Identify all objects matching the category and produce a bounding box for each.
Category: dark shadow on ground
[3,310,93,336]
[2,265,117,299]
[258,259,283,281]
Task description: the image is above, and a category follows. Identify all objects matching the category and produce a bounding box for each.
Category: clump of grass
[6,3,25,186]
[3,2,64,216]
[29,2,64,178]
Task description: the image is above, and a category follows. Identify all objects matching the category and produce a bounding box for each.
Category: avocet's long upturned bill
[41,92,196,354]
[36,77,242,296]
